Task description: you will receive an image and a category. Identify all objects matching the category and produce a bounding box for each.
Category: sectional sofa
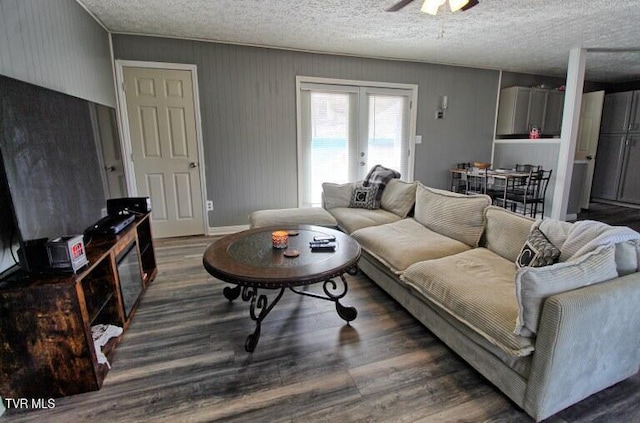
[319,179,640,422]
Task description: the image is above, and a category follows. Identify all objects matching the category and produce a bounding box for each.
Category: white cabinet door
[496,86,531,135]
[528,88,548,131]
[543,90,565,136]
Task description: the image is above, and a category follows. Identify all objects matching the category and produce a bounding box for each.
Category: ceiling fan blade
[385,0,416,12]
[461,0,479,11]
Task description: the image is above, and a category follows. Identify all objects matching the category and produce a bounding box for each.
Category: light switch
[415,135,422,144]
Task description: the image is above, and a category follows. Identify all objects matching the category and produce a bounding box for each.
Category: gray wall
[0,0,115,107]
[112,35,499,227]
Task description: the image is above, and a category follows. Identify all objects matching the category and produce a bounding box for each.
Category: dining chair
[450,162,472,193]
[530,169,553,217]
[515,163,542,173]
[504,169,553,218]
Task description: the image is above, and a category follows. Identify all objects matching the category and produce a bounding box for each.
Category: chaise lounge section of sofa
[322,180,640,422]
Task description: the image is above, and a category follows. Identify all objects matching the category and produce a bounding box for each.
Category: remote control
[310,241,336,251]
[313,235,336,242]
[310,238,330,244]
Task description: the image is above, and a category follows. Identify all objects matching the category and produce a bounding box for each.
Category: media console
[0,213,157,398]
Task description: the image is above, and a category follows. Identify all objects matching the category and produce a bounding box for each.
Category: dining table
[449,167,532,207]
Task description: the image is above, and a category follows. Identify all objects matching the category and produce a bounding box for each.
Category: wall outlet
[435,110,444,119]
[206,200,214,211]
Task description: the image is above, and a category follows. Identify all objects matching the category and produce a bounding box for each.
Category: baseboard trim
[208,224,249,236]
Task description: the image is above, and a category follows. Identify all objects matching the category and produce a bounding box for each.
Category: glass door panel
[364,93,409,179]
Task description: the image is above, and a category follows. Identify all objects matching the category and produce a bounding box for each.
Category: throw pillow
[516,227,561,269]
[363,164,401,208]
[514,244,618,336]
[349,185,378,209]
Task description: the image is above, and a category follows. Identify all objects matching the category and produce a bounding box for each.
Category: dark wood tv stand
[0,213,157,398]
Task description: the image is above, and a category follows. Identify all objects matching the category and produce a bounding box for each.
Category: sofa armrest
[524,272,640,421]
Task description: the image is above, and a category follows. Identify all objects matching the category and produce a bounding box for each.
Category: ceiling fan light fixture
[449,0,469,12]
[421,0,446,15]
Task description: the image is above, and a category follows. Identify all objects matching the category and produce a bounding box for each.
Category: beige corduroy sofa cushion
[322,182,355,210]
[401,248,535,357]
[414,184,491,247]
[484,206,536,262]
[351,218,471,274]
[249,207,338,228]
[380,179,417,218]
[327,207,401,234]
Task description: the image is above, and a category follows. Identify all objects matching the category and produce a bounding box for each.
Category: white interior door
[575,90,605,210]
[122,66,204,238]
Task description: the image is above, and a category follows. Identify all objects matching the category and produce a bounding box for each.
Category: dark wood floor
[577,201,640,233]
[3,236,640,422]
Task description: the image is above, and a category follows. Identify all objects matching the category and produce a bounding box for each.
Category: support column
[550,48,586,220]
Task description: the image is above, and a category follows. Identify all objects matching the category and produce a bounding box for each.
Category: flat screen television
[0,75,109,274]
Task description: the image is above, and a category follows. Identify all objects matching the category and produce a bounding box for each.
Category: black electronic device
[107,197,151,216]
[87,213,136,236]
[17,238,50,273]
[309,241,337,251]
[1,75,110,274]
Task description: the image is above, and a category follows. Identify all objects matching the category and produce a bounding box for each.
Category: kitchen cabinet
[618,134,640,204]
[630,91,640,132]
[591,134,626,200]
[543,90,565,135]
[592,90,640,204]
[599,91,633,134]
[496,86,564,136]
[496,86,532,135]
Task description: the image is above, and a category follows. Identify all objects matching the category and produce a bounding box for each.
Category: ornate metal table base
[223,274,357,352]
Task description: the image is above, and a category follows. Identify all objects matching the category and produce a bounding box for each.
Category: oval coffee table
[203,224,361,352]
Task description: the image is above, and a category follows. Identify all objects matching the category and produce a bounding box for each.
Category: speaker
[107,197,151,215]
[17,238,50,272]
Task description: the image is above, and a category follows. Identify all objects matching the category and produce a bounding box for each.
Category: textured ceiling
[78,0,640,82]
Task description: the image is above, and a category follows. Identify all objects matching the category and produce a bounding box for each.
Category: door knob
[189,162,197,168]
[360,161,366,167]
[105,166,116,172]
[586,155,593,160]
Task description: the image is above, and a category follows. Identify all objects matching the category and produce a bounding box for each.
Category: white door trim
[115,60,208,235]
[295,75,418,207]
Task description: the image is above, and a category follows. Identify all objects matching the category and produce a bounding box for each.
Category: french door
[297,78,417,207]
